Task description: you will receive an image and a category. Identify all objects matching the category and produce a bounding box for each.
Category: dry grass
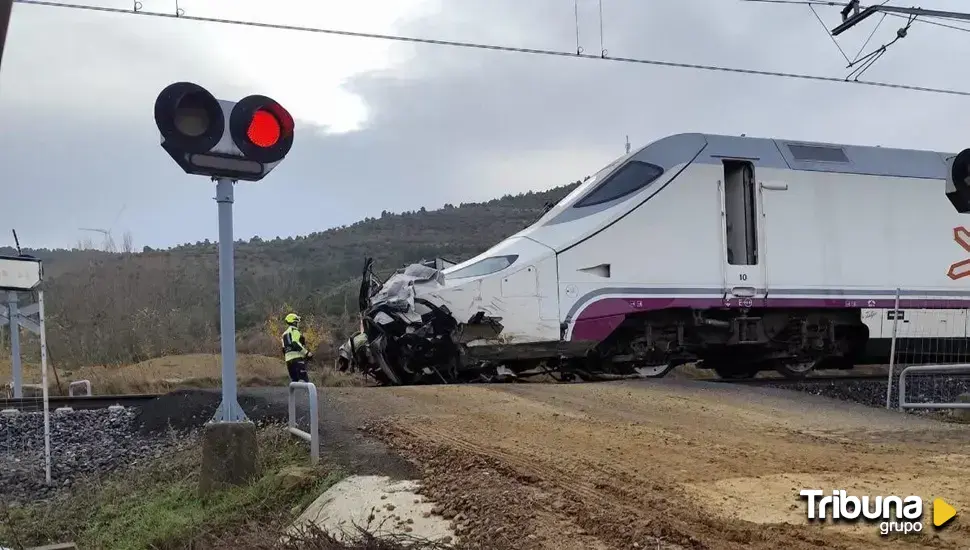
[0,353,372,396]
[3,425,354,549]
[1,424,464,550]
[0,351,893,397]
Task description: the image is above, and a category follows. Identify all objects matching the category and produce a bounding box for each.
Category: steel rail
[0,393,161,411]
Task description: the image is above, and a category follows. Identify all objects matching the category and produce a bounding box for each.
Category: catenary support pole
[39,290,51,484]
[7,291,21,398]
[213,177,247,422]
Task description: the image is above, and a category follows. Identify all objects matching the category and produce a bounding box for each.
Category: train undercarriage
[335,259,870,386]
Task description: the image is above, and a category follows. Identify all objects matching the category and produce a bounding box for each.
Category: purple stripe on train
[569,295,970,342]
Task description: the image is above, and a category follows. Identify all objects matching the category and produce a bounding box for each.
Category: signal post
[153,82,294,493]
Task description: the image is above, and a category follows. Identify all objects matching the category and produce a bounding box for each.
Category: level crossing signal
[946,148,970,214]
[153,82,295,182]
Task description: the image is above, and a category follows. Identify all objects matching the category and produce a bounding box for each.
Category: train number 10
[739,273,748,281]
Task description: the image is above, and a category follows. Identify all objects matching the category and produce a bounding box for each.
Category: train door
[719,160,767,307]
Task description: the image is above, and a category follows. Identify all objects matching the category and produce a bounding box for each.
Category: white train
[347,133,970,384]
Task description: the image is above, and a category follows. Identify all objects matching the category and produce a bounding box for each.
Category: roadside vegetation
[0,424,458,549]
[0,353,371,396]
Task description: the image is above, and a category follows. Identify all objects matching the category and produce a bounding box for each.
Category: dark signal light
[154,82,224,153]
[946,148,970,214]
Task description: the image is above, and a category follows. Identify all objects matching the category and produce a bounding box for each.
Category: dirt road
[319,379,970,549]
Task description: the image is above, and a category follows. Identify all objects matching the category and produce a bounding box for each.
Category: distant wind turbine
[79,227,115,252]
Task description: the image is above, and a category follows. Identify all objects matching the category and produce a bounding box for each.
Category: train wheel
[774,361,815,379]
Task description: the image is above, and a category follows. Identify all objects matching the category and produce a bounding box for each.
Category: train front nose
[427,238,559,343]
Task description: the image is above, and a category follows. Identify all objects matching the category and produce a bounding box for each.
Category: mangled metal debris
[335,257,656,386]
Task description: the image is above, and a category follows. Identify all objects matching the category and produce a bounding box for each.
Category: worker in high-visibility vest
[281,313,312,382]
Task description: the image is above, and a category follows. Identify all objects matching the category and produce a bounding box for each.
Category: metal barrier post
[287,382,319,464]
[898,364,970,411]
[885,288,901,409]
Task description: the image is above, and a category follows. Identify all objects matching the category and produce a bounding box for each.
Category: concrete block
[199,421,259,495]
[953,393,970,422]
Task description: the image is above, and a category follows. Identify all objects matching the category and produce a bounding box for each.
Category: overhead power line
[741,0,970,33]
[743,0,970,80]
[12,0,970,98]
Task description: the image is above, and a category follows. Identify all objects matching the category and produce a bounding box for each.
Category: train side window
[723,160,758,266]
[573,161,664,208]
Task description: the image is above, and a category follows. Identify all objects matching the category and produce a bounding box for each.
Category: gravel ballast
[0,407,196,505]
[0,389,296,506]
[731,374,970,414]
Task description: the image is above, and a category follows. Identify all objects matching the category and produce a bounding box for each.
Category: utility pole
[0,0,12,72]
[625,135,631,155]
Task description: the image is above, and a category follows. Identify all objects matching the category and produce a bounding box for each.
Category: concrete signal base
[199,421,259,496]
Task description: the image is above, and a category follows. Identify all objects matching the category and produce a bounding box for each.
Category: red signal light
[247,109,281,148]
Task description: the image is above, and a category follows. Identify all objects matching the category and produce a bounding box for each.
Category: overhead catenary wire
[807,3,851,63]
[743,0,968,79]
[741,0,970,33]
[11,0,970,98]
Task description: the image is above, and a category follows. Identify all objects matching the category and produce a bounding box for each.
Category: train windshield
[444,254,519,280]
[573,161,664,208]
[531,153,629,224]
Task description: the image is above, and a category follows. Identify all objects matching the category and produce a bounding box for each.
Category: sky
[1,0,969,250]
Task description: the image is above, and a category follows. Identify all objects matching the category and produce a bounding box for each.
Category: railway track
[708,374,890,385]
[0,393,161,411]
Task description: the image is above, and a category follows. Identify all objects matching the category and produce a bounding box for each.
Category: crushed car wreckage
[335,256,671,386]
[338,257,501,385]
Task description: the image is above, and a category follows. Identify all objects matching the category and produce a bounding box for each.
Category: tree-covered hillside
[0,182,580,367]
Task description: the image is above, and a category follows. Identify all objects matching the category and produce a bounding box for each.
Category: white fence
[287,382,319,464]
[873,288,970,412]
[898,364,970,411]
[1,290,53,491]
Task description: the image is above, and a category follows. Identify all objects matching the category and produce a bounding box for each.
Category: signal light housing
[946,149,970,214]
[229,94,294,164]
[154,82,294,182]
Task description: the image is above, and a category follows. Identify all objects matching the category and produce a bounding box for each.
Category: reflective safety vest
[281,326,308,362]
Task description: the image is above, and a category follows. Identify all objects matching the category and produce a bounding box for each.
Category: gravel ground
[131,388,293,434]
[0,407,197,506]
[0,389,296,506]
[748,374,970,413]
[0,386,414,508]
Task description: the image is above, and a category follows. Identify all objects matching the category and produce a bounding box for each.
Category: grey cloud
[2,0,968,250]
[316,0,970,209]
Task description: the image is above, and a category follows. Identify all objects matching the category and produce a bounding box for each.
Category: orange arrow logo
[947,227,970,280]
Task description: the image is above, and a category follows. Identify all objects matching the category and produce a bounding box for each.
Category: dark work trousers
[286,359,309,382]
